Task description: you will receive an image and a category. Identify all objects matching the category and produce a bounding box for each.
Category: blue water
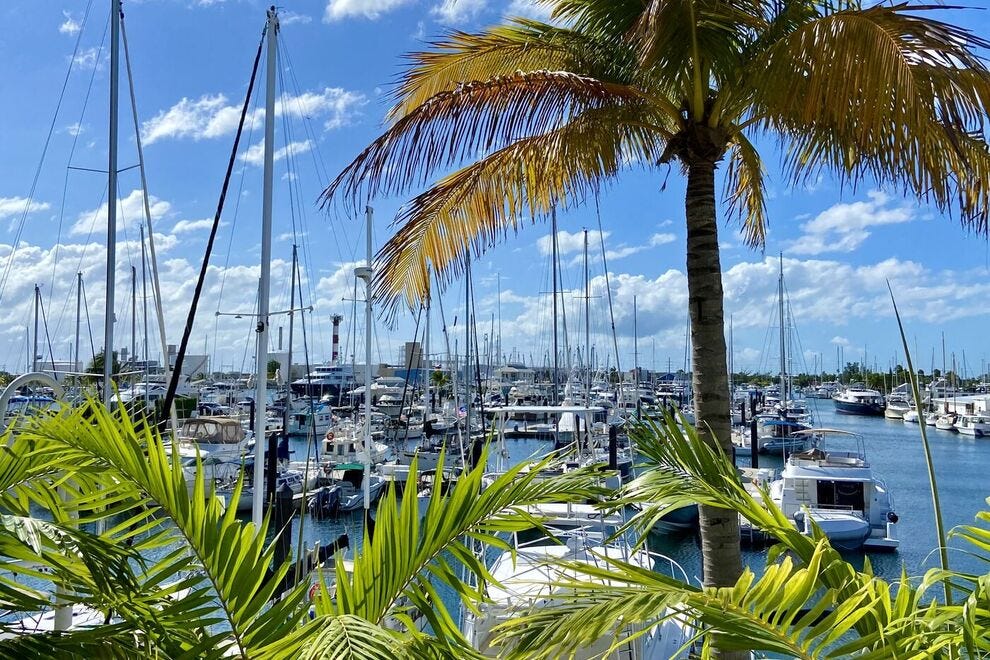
[288,403,990,586]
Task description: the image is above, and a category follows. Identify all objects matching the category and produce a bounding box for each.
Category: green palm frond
[371,105,667,315]
[313,446,604,655]
[1,401,311,658]
[322,70,648,209]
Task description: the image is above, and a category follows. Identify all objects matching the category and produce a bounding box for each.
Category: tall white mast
[251,6,278,527]
[583,229,590,408]
[104,0,121,406]
[355,206,375,511]
[778,254,786,403]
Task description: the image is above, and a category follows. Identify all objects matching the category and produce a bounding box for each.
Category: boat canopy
[790,428,860,437]
[179,417,246,444]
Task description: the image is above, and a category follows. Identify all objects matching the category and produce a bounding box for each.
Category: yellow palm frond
[370,106,667,316]
[723,131,767,248]
[389,21,637,121]
[321,70,648,210]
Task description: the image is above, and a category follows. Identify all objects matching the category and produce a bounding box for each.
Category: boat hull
[833,400,884,416]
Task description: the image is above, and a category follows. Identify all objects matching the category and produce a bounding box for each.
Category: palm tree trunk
[684,159,743,591]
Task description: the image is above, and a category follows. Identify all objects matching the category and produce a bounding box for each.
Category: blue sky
[1,0,989,380]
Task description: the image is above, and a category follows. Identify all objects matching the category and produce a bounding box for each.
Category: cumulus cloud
[432,0,488,24]
[649,232,676,246]
[788,191,916,255]
[69,190,170,237]
[172,218,215,234]
[0,197,50,220]
[142,88,366,145]
[324,0,416,21]
[240,139,313,166]
[537,229,607,256]
[59,11,81,35]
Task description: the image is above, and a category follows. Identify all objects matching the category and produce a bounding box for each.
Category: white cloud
[70,47,101,69]
[831,336,851,346]
[142,88,366,145]
[0,197,50,220]
[431,0,487,24]
[69,189,170,237]
[279,11,313,25]
[788,191,916,255]
[240,139,313,166]
[537,229,607,256]
[172,218,215,234]
[59,11,81,35]
[505,0,552,20]
[649,232,676,246]
[65,122,85,137]
[324,0,416,21]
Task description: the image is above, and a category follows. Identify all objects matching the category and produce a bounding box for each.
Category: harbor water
[286,401,990,587]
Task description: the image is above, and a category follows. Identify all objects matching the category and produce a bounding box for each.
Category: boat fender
[886,511,899,524]
[325,431,334,441]
[309,582,320,601]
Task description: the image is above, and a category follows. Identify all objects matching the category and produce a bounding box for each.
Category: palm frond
[321,70,648,210]
[747,4,990,233]
[315,446,605,654]
[6,402,312,658]
[390,20,642,121]
[723,131,768,247]
[370,105,668,315]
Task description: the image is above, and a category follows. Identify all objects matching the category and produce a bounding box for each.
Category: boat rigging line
[161,21,268,428]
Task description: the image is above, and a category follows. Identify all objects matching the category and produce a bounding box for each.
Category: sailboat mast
[551,207,559,403]
[633,295,638,384]
[778,254,786,403]
[424,277,431,416]
[583,229,590,407]
[251,5,278,526]
[32,285,39,373]
[360,206,374,510]
[131,266,136,376]
[104,0,120,406]
[75,273,82,379]
[282,245,298,449]
[464,251,472,437]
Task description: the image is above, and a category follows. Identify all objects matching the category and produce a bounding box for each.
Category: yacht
[833,384,885,416]
[902,409,920,424]
[883,387,913,419]
[769,430,898,551]
[957,413,990,437]
[322,425,389,467]
[174,416,253,462]
[935,412,958,432]
[462,502,694,657]
[289,364,355,399]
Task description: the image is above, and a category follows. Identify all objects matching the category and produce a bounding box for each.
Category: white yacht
[769,430,898,551]
[175,416,253,463]
[290,364,355,399]
[902,409,920,424]
[956,413,990,437]
[322,425,389,467]
[462,502,694,658]
[935,412,958,432]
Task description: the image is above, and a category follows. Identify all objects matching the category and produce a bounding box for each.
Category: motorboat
[174,416,253,462]
[924,411,939,426]
[935,412,958,432]
[462,502,694,657]
[216,465,318,513]
[956,413,990,437]
[289,364,355,399]
[336,469,387,512]
[769,430,898,551]
[322,426,389,467]
[902,409,920,424]
[832,384,885,416]
[884,393,913,420]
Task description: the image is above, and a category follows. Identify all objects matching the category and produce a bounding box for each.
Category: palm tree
[0,401,603,657]
[323,0,990,599]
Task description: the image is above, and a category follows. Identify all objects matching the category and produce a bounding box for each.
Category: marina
[2,0,990,656]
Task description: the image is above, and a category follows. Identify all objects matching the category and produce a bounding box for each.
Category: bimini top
[179,416,246,444]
